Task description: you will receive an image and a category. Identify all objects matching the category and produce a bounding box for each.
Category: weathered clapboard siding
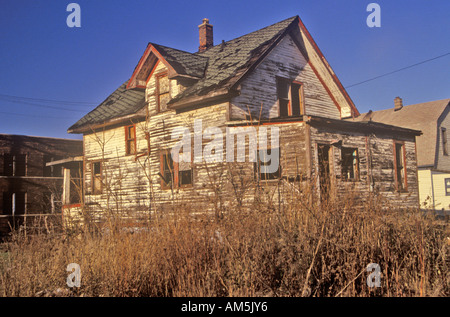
[231,35,341,121]
[309,125,419,208]
[82,120,150,215]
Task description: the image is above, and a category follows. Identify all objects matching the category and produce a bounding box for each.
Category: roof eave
[305,115,422,136]
[167,88,238,111]
[68,111,147,134]
[127,43,205,90]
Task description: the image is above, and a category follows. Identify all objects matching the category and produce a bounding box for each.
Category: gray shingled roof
[150,43,208,78]
[347,99,450,167]
[69,16,299,133]
[169,16,298,103]
[68,81,145,133]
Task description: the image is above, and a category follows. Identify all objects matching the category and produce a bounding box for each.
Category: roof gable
[167,16,298,108]
[289,17,359,117]
[166,15,359,117]
[126,43,208,90]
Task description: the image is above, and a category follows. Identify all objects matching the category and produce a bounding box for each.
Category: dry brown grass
[0,189,448,297]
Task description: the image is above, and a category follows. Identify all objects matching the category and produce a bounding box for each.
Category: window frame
[276,77,304,118]
[3,154,26,177]
[91,161,103,195]
[43,155,63,177]
[445,178,450,196]
[393,141,408,192]
[159,150,193,190]
[341,147,360,181]
[2,192,26,215]
[254,147,281,182]
[442,127,448,156]
[160,150,175,190]
[156,71,170,113]
[125,124,137,155]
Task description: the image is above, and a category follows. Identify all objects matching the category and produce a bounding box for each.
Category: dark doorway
[318,144,331,201]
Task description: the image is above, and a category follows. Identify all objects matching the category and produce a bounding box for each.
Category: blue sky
[0,0,449,140]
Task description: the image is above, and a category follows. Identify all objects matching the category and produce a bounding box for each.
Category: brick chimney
[198,18,213,52]
[394,96,403,111]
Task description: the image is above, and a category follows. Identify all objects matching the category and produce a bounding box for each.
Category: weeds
[0,190,448,297]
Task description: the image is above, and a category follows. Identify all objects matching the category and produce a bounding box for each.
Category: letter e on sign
[66,3,81,28]
[366,3,381,28]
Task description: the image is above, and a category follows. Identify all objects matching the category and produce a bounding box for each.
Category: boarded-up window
[92,161,102,195]
[442,128,448,156]
[125,125,136,155]
[2,192,26,215]
[277,78,303,118]
[394,142,407,191]
[156,72,170,112]
[3,154,26,176]
[341,148,359,181]
[254,148,281,181]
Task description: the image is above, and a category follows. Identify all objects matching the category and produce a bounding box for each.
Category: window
[178,154,193,187]
[92,161,102,195]
[160,151,193,189]
[394,142,407,191]
[2,192,26,215]
[3,154,26,176]
[341,148,359,181]
[445,178,450,196]
[442,128,448,156]
[156,72,170,112]
[43,155,63,177]
[160,151,174,189]
[277,78,303,118]
[254,148,281,181]
[125,125,136,155]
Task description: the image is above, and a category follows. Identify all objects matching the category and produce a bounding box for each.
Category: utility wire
[0,98,89,112]
[345,52,450,89]
[0,111,74,119]
[0,93,97,106]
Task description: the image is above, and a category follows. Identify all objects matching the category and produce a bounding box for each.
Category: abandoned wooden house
[66,16,421,224]
[349,98,450,215]
[0,134,82,235]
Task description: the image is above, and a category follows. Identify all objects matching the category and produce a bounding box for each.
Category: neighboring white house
[349,98,450,214]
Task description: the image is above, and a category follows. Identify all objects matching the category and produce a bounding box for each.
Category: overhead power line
[0,111,75,119]
[0,93,97,106]
[0,98,88,112]
[345,52,450,89]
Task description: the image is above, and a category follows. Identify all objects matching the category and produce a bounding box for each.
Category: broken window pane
[394,143,406,191]
[341,148,359,181]
[277,78,303,118]
[157,74,170,112]
[126,125,136,155]
[92,162,102,195]
[254,148,281,181]
[161,152,174,188]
